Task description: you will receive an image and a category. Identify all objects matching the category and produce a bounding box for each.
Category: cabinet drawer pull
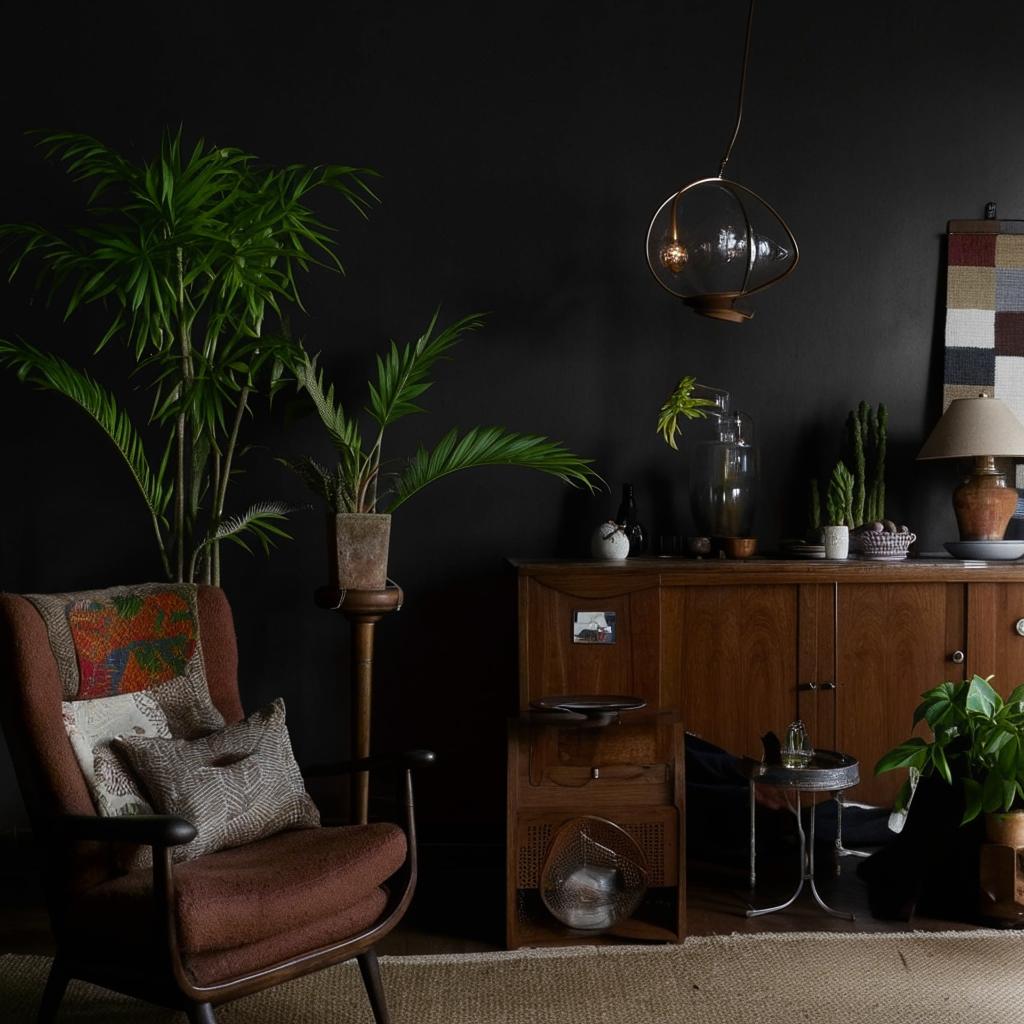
[1016,619,1024,637]
[819,681,836,690]
[951,650,965,664]
[798,682,817,692]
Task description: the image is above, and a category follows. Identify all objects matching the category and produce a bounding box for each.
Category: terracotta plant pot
[985,809,1024,848]
[327,513,391,591]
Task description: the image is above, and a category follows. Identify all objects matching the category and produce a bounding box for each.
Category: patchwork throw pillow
[27,583,206,700]
[114,699,320,863]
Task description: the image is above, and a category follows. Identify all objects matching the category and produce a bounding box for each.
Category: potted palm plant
[282,311,601,590]
[0,129,376,584]
[876,674,1024,843]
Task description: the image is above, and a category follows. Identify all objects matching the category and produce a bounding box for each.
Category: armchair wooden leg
[185,1002,218,1023]
[357,949,391,1024]
[36,957,68,1024]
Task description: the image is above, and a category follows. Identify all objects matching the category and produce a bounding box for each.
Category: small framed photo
[572,610,617,644]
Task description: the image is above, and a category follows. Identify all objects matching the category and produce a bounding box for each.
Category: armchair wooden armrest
[50,813,197,848]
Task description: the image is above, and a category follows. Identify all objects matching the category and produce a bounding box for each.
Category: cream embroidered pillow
[114,699,319,863]
[62,672,226,818]
[63,690,170,817]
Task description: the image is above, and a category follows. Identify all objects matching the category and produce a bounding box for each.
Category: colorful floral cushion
[114,699,320,863]
[27,584,204,699]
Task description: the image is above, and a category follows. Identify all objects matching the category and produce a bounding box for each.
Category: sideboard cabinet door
[966,583,1024,687]
[835,583,965,806]
[663,584,802,760]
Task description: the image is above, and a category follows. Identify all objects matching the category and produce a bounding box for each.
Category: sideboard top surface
[509,557,1024,585]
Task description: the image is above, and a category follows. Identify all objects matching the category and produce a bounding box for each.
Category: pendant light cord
[718,0,756,178]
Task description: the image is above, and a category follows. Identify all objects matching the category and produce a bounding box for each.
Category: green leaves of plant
[0,127,375,582]
[879,674,1024,826]
[656,375,717,450]
[387,426,600,513]
[368,310,485,430]
[0,339,170,525]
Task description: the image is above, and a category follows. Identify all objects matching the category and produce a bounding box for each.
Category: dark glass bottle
[616,483,647,556]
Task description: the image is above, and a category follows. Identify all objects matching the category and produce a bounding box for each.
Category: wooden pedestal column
[315,585,403,824]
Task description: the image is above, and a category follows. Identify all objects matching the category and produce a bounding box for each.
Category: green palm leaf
[295,353,364,465]
[204,501,295,553]
[0,338,169,521]
[368,311,485,429]
[386,426,600,512]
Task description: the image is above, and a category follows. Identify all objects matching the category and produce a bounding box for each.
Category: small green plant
[282,311,601,513]
[807,478,822,537]
[846,401,887,526]
[656,375,720,450]
[876,674,1024,823]
[825,461,854,528]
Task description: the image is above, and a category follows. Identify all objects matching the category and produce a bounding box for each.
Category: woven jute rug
[2,930,1021,1023]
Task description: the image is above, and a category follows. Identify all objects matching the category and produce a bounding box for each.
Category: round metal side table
[740,750,864,921]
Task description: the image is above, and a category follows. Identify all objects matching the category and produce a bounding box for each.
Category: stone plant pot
[985,809,1024,847]
[822,524,850,560]
[327,513,391,591]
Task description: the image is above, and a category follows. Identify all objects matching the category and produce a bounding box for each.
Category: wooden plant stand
[315,584,403,824]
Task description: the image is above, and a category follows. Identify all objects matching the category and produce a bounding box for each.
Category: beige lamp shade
[917,395,1024,460]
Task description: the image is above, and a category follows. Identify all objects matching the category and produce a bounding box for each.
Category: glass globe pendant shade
[645,176,799,323]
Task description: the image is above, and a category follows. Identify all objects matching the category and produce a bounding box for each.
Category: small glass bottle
[781,720,813,768]
[616,483,648,556]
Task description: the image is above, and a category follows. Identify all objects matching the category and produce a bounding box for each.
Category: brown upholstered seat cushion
[65,822,407,982]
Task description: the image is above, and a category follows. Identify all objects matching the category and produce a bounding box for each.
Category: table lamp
[917,393,1024,540]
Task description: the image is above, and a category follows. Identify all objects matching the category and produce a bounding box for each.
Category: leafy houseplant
[282,311,601,589]
[876,674,1024,828]
[656,375,722,450]
[0,129,376,584]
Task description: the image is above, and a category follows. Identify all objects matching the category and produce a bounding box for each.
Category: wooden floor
[0,835,980,960]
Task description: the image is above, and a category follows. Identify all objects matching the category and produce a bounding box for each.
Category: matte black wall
[0,1,1019,834]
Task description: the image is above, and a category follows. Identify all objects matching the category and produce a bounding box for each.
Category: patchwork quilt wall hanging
[943,218,1024,490]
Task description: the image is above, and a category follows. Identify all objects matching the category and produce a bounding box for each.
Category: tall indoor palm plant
[0,129,376,584]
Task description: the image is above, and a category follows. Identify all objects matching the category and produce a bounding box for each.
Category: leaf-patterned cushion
[114,699,320,863]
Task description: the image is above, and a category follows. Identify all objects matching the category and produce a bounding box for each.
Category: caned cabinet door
[835,583,964,807]
[665,584,801,760]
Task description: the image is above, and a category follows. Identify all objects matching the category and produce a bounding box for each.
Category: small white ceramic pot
[591,521,630,560]
[822,525,850,560]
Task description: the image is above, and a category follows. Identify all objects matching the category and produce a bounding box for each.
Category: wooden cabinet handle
[797,682,817,691]
[819,681,836,690]
[951,650,965,664]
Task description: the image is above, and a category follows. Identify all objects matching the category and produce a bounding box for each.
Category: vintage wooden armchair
[0,584,433,1024]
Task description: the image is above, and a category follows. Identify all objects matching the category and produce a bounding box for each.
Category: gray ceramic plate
[944,540,1024,560]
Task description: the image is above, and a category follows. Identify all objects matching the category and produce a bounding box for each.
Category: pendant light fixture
[645,0,798,323]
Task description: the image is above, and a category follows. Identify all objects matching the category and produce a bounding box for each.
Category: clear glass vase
[690,410,758,538]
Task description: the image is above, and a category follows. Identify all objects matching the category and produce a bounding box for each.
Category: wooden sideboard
[513,558,1024,809]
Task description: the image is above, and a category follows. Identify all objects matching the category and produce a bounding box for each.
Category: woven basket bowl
[858,530,916,558]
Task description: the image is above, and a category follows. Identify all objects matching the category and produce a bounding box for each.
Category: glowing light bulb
[659,238,688,274]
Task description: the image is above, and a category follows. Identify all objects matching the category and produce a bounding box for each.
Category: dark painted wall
[0,1,1017,833]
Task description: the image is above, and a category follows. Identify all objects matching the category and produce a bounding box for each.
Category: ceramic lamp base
[953,457,1017,541]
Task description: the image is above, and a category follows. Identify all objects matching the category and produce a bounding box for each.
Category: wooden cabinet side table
[506,710,685,948]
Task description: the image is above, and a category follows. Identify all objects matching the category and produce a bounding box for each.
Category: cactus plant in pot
[282,311,600,591]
